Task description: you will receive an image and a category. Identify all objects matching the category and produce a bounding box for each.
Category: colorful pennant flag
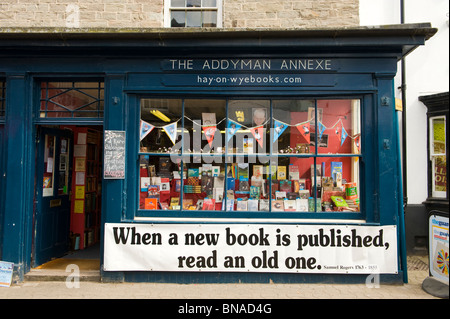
[250,126,265,148]
[340,126,348,147]
[162,122,177,144]
[354,135,361,153]
[273,120,288,143]
[296,122,311,143]
[140,120,155,141]
[203,126,217,147]
[318,121,326,140]
[227,120,242,142]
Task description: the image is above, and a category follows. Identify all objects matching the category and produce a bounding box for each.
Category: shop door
[33,127,73,267]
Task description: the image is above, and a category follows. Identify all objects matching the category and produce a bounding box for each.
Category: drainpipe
[400,0,408,209]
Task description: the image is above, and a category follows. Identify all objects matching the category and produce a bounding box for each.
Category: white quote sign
[104,223,398,274]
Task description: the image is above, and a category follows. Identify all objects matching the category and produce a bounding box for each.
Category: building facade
[0,1,440,284]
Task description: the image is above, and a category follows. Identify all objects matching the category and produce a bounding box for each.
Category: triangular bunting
[273,120,288,143]
[227,120,242,142]
[354,135,361,153]
[318,121,326,140]
[162,122,177,144]
[340,126,348,147]
[250,126,265,148]
[203,126,217,147]
[296,122,310,143]
[140,120,155,141]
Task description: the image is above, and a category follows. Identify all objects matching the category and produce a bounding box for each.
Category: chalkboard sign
[104,130,126,179]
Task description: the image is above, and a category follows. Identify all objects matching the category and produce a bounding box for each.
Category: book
[331,162,343,183]
[248,199,259,211]
[160,177,170,192]
[277,166,286,180]
[253,165,264,179]
[288,165,299,180]
[188,168,199,177]
[299,190,310,199]
[148,185,160,198]
[271,200,284,212]
[259,199,270,211]
[140,177,150,192]
[250,186,261,199]
[227,177,236,190]
[250,176,263,188]
[296,198,309,212]
[239,178,250,192]
[203,198,216,210]
[212,166,220,177]
[236,199,248,211]
[226,199,235,211]
[331,196,348,208]
[144,198,158,210]
[279,179,292,192]
[284,199,296,211]
[275,191,286,199]
[169,197,180,210]
[287,192,298,200]
[196,199,204,210]
[182,199,194,210]
[226,190,234,200]
[238,163,249,179]
[213,187,224,202]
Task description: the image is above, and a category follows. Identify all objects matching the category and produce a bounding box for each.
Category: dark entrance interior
[32,125,103,271]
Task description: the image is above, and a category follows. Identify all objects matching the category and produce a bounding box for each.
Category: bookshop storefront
[0,24,436,283]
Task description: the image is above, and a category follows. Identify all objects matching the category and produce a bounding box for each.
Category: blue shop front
[0,24,436,284]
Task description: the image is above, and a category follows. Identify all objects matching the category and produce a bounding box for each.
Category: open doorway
[32,125,103,271]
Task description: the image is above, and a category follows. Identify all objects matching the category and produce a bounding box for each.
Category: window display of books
[139,155,359,213]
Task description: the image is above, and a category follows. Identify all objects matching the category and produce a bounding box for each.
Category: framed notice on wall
[104,130,126,179]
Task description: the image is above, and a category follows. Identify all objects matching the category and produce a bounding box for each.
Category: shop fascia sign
[164,58,336,71]
[161,58,338,87]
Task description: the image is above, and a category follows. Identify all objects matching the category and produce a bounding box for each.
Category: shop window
[0,80,5,118]
[165,0,223,28]
[138,98,362,217]
[39,81,104,118]
[429,116,447,198]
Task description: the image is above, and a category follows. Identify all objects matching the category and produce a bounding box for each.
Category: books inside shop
[138,98,362,216]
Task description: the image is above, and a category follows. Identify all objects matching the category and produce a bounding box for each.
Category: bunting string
[140,115,361,147]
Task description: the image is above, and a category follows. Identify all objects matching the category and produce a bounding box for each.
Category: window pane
[139,154,181,211]
[227,100,270,154]
[171,0,185,7]
[171,11,186,27]
[273,100,314,155]
[186,10,202,27]
[432,117,446,154]
[40,81,104,118]
[432,155,447,198]
[203,0,217,7]
[203,10,217,27]
[316,100,361,155]
[184,99,226,154]
[221,160,270,212]
[184,162,225,211]
[140,99,182,153]
[187,0,201,7]
[271,156,360,213]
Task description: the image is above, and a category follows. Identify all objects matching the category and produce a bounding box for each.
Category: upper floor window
[164,0,223,28]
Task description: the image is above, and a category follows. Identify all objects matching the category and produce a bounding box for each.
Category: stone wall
[0,0,358,29]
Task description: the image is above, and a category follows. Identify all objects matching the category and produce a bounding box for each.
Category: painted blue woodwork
[0,25,436,283]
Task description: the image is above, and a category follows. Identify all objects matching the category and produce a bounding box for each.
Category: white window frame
[164,0,223,28]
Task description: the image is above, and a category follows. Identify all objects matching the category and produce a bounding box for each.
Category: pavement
[0,255,446,300]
